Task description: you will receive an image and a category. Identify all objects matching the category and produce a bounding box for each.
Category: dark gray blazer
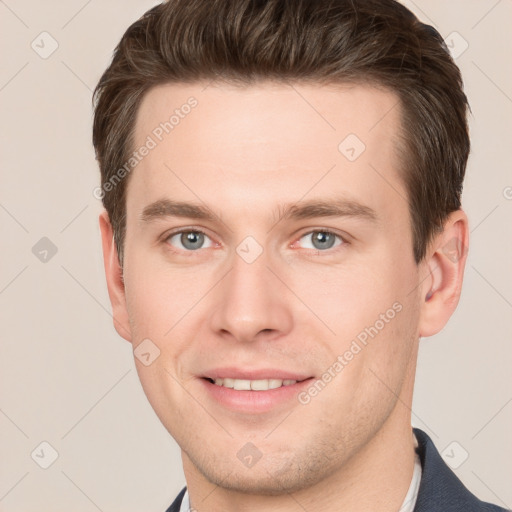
[165,428,509,511]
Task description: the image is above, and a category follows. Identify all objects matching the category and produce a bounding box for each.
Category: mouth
[199,370,314,413]
[203,377,303,391]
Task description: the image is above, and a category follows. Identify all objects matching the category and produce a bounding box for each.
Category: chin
[187,446,334,496]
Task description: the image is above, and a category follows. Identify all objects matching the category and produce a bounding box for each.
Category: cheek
[299,299,419,438]
[122,253,218,406]
[282,258,403,339]
[289,259,420,393]
[123,249,211,338]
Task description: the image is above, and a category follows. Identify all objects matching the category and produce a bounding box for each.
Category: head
[94,0,470,498]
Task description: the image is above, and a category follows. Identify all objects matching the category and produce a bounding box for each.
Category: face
[108,81,428,493]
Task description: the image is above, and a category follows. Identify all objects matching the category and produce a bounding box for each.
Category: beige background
[1,0,511,510]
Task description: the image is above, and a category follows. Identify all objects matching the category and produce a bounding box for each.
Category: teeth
[251,379,270,390]
[222,378,235,388]
[268,379,283,389]
[211,378,298,390]
[234,379,251,390]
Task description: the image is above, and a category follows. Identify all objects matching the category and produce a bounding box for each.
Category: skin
[99,81,469,512]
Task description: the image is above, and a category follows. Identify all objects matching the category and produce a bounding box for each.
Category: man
[92,0,507,510]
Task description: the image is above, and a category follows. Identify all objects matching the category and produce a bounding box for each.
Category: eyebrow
[140,199,216,223]
[139,198,378,224]
[277,199,378,223]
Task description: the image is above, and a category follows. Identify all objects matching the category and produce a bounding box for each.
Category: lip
[198,368,314,414]
[201,367,312,381]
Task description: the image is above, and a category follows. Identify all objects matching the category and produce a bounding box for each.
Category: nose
[209,248,294,344]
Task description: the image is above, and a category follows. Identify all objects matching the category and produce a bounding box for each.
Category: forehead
[129,81,406,221]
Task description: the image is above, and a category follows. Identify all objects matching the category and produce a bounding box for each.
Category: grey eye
[299,231,342,251]
[168,231,212,251]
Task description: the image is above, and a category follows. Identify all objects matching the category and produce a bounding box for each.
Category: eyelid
[162,226,204,240]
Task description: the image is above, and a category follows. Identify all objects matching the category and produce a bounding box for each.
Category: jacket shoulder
[413,428,509,512]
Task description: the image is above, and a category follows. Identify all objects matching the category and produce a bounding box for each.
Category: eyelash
[161,228,348,255]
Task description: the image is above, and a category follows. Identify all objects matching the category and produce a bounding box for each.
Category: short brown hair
[93,0,470,267]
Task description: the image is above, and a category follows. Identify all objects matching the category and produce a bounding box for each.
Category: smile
[209,377,298,391]
[200,373,314,413]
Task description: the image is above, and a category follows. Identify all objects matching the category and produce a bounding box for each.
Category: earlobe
[98,210,133,343]
[418,210,469,338]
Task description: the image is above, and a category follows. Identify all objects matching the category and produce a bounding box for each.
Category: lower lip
[200,378,314,413]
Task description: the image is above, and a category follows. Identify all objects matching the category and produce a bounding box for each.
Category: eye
[166,230,213,251]
[298,230,343,251]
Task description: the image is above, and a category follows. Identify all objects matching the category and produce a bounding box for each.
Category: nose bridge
[231,249,271,306]
[209,243,292,341]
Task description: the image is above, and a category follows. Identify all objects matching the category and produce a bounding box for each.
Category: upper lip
[201,367,312,381]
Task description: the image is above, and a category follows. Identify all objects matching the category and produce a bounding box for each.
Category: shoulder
[413,428,509,512]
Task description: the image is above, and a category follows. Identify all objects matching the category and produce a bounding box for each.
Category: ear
[98,210,132,343]
[418,210,469,338]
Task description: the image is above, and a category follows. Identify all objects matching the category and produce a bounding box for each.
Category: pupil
[181,231,204,250]
[313,232,335,250]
